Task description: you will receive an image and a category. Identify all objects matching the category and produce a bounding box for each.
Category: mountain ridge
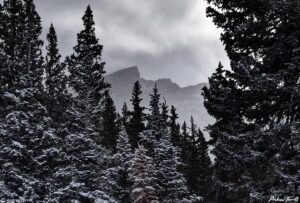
[105,66,214,132]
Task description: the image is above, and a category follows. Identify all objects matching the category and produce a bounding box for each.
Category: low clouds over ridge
[2,0,230,86]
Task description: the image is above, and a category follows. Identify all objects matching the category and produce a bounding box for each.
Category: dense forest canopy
[0,0,210,202]
[0,0,299,202]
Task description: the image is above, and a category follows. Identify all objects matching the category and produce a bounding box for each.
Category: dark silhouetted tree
[128,81,145,149]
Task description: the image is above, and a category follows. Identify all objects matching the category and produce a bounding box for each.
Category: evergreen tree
[179,119,212,199]
[101,91,119,152]
[206,0,300,125]
[101,128,133,203]
[68,5,109,99]
[190,117,197,143]
[128,81,145,149]
[180,122,190,162]
[161,101,169,127]
[0,1,54,200]
[182,119,200,196]
[195,129,212,198]
[148,84,161,140]
[153,115,191,202]
[0,0,24,57]
[66,5,110,144]
[22,0,44,88]
[129,145,159,203]
[0,0,25,91]
[67,5,109,131]
[139,84,162,158]
[202,62,242,144]
[204,0,300,201]
[44,23,68,122]
[0,91,62,200]
[121,102,130,129]
[45,5,113,201]
[45,23,65,96]
[48,131,112,202]
[170,106,181,147]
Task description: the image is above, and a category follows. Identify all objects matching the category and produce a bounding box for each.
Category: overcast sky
[3,0,230,86]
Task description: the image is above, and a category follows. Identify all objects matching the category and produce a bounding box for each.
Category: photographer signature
[268,196,299,203]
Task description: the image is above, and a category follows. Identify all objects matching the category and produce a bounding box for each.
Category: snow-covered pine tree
[45,23,65,97]
[139,84,161,158]
[0,92,63,200]
[0,1,19,95]
[22,0,44,88]
[148,84,161,140]
[0,0,25,90]
[128,81,145,149]
[68,4,109,98]
[101,128,133,202]
[66,4,110,135]
[48,5,113,201]
[204,0,300,201]
[44,23,70,125]
[129,145,159,203]
[153,103,193,202]
[0,0,63,200]
[206,0,300,124]
[47,131,111,202]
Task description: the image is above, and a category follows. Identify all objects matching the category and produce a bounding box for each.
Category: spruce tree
[0,0,24,90]
[66,5,110,138]
[195,129,212,198]
[148,84,161,140]
[48,131,112,202]
[202,62,242,144]
[101,91,119,152]
[44,23,68,122]
[48,5,113,201]
[139,84,161,158]
[45,23,65,96]
[161,101,169,126]
[153,105,192,202]
[128,81,145,149]
[101,128,133,203]
[204,0,300,201]
[190,116,197,144]
[67,5,109,130]
[182,119,199,196]
[121,102,130,129]
[178,119,212,199]
[0,1,61,200]
[206,0,300,125]
[22,0,44,88]
[180,121,190,162]
[68,5,109,99]
[129,145,159,203]
[170,105,181,147]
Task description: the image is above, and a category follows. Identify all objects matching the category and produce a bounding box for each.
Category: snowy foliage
[0,0,209,200]
[129,145,159,203]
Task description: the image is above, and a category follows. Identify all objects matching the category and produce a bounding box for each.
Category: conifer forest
[0,0,299,202]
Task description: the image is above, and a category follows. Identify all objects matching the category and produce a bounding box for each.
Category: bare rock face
[105,66,214,132]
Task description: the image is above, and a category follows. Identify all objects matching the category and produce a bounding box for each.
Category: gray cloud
[2,0,230,86]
